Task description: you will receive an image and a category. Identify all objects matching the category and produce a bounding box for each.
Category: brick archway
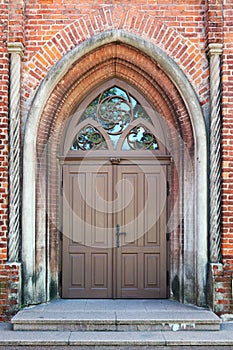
[22,8,208,114]
[22,31,207,307]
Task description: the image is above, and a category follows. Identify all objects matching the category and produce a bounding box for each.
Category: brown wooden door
[62,163,113,298]
[62,161,167,298]
[115,164,167,298]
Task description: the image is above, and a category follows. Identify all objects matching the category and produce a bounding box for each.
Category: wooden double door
[62,159,167,298]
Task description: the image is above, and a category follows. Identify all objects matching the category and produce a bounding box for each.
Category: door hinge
[60,230,63,241]
[167,181,170,196]
[166,232,170,241]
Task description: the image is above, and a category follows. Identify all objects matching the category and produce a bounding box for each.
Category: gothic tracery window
[70,86,159,151]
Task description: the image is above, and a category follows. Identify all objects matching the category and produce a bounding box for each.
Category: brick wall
[0,0,233,318]
[205,0,223,44]
[8,0,25,43]
[22,2,208,119]
[0,263,21,321]
[221,0,233,315]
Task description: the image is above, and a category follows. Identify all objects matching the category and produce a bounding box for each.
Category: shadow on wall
[172,275,180,301]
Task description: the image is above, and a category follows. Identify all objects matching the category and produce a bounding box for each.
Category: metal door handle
[116,224,126,248]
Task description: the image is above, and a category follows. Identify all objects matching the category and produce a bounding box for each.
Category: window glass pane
[71,86,158,151]
[71,125,107,150]
[122,125,159,150]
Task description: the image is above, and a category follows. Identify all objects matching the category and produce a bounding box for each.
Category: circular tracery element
[97,93,133,135]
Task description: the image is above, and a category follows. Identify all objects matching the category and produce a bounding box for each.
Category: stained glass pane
[122,125,159,150]
[79,87,152,124]
[71,125,107,150]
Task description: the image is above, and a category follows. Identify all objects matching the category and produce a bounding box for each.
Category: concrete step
[11,308,221,332]
[1,322,233,349]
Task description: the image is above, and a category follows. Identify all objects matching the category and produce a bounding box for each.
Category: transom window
[70,86,159,151]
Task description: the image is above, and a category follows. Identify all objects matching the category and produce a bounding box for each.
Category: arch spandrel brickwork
[22,31,207,307]
[22,9,209,122]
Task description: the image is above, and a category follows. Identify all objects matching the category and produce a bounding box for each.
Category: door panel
[70,254,85,287]
[121,254,138,289]
[91,253,109,289]
[62,161,167,298]
[144,254,160,289]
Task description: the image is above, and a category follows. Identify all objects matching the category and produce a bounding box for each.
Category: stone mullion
[208,43,223,263]
[8,42,24,262]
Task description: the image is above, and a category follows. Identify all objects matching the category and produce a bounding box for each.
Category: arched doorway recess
[61,81,170,298]
[22,31,207,307]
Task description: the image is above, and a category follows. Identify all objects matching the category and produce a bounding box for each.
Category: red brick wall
[221,0,233,315]
[0,264,20,321]
[22,2,209,117]
[205,0,223,44]
[8,0,25,43]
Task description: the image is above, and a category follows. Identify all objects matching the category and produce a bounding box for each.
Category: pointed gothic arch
[22,31,207,307]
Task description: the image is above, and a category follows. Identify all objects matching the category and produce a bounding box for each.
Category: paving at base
[0,300,233,349]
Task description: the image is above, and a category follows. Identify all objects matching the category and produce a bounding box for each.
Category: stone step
[12,310,220,332]
[1,323,233,349]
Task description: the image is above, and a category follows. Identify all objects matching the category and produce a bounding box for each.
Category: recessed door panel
[72,173,86,244]
[121,254,138,289]
[144,253,159,289]
[71,254,85,287]
[91,253,108,289]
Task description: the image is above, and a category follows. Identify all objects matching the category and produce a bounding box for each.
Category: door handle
[116,224,126,248]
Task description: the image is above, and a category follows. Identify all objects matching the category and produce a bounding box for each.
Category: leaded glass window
[71,125,107,151]
[122,125,159,150]
[70,86,159,151]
